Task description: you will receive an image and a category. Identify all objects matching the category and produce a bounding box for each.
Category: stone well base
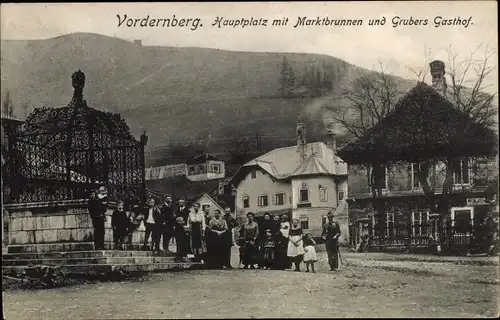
[4,199,147,253]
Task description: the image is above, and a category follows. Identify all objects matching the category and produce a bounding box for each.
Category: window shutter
[272,194,277,205]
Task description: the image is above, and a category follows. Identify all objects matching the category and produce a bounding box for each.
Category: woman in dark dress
[277,214,291,270]
[240,212,259,269]
[258,213,274,268]
[206,209,228,269]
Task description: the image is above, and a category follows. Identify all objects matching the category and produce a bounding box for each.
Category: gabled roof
[187,153,224,164]
[236,142,347,179]
[338,82,498,164]
[191,193,226,213]
[290,154,331,177]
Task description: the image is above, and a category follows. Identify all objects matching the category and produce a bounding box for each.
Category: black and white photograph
[1,1,498,318]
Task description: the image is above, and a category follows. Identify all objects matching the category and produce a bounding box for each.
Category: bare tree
[446,45,497,128]
[325,62,401,139]
[405,44,433,83]
[324,62,402,239]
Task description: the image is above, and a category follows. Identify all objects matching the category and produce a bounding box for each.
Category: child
[302,232,317,273]
[262,229,276,270]
[111,201,129,250]
[174,216,189,262]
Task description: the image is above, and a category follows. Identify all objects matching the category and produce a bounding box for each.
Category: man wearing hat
[160,194,175,253]
[88,186,108,250]
[321,210,341,271]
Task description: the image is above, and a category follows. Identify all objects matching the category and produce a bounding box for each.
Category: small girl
[111,201,129,250]
[302,233,317,273]
[262,229,276,270]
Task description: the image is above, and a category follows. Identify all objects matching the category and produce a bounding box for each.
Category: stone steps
[2,262,205,276]
[2,250,176,260]
[2,256,186,267]
[1,249,203,276]
[7,242,148,253]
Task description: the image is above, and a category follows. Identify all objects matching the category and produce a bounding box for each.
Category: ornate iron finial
[72,70,85,100]
[140,131,148,145]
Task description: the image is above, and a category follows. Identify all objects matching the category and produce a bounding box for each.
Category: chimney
[429,60,447,96]
[326,128,337,155]
[296,123,307,162]
[134,39,142,46]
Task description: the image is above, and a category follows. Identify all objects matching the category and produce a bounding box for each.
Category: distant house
[231,124,349,242]
[189,193,227,217]
[186,153,225,182]
[145,153,235,210]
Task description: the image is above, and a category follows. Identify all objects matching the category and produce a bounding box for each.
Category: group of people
[237,210,341,272]
[87,186,342,271]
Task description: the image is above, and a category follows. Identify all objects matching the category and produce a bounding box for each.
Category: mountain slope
[1,33,417,165]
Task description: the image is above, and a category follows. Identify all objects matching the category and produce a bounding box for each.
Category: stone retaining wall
[4,199,146,252]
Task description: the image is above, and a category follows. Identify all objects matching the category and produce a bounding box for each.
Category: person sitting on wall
[88,186,108,250]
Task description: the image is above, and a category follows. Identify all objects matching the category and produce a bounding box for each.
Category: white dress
[287,228,305,257]
[303,239,317,262]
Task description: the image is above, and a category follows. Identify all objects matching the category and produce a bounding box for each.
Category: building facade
[231,125,349,242]
[345,60,498,254]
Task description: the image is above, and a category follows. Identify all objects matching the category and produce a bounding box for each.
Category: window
[300,189,309,202]
[320,187,328,202]
[251,169,256,179]
[451,207,474,233]
[188,166,195,175]
[411,210,429,237]
[338,191,345,201]
[452,158,471,185]
[300,217,309,230]
[275,193,286,205]
[212,164,221,173]
[198,165,205,174]
[258,195,268,207]
[300,183,309,202]
[368,165,388,190]
[243,196,249,208]
[412,163,429,189]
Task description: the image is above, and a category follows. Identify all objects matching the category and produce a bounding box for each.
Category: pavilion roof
[338,82,497,165]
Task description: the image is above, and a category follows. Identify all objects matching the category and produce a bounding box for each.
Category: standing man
[223,207,239,269]
[160,194,175,253]
[143,197,162,252]
[176,199,190,222]
[88,186,108,250]
[322,210,341,271]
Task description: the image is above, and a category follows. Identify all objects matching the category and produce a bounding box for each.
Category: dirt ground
[3,248,499,319]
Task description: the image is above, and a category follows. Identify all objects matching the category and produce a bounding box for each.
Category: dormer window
[251,169,256,179]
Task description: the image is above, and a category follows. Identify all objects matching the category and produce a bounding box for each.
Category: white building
[231,124,349,242]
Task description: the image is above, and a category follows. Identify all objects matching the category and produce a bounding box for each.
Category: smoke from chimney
[429,60,447,96]
[296,123,307,162]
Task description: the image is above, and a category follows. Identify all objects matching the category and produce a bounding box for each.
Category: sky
[1,1,498,93]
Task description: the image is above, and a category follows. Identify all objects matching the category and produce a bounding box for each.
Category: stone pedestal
[4,199,146,253]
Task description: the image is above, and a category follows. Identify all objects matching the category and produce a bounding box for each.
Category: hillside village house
[345,61,498,255]
[231,123,349,242]
[145,153,234,211]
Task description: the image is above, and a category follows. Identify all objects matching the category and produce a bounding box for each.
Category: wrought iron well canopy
[5,71,147,203]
